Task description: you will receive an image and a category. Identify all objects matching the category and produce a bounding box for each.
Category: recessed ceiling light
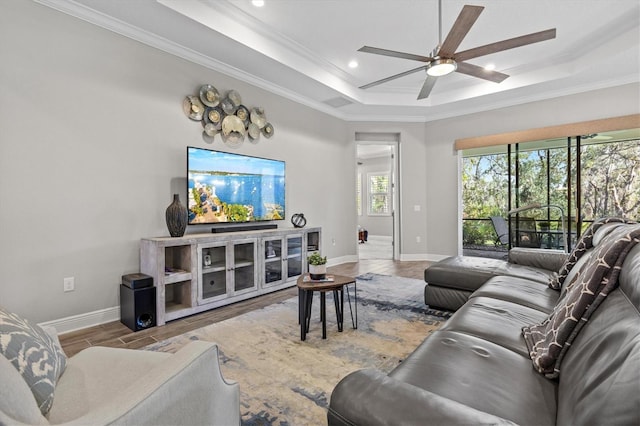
[252,0,265,7]
[348,60,359,69]
[484,63,496,71]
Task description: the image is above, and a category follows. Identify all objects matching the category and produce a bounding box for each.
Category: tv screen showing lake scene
[187,147,285,224]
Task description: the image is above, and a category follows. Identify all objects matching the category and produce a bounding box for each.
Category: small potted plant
[307,252,327,280]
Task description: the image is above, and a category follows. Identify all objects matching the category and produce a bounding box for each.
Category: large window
[462,129,640,253]
[581,138,640,220]
[368,173,391,215]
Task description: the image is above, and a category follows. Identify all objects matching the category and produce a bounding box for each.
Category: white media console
[140,227,321,325]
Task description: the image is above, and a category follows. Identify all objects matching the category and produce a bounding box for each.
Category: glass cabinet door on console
[232,239,258,295]
[197,242,228,304]
[197,238,257,305]
[263,236,284,287]
[262,233,304,288]
[286,234,303,279]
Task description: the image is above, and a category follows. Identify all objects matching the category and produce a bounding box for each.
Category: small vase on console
[165,194,187,237]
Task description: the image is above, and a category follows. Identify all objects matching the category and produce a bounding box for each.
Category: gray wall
[0,1,353,323]
[1,1,638,324]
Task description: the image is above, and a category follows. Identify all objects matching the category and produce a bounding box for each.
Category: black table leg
[333,289,343,332]
[299,289,306,341]
[320,291,326,339]
[305,291,313,334]
[346,282,358,329]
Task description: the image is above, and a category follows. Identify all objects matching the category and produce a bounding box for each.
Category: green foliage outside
[369,175,390,214]
[462,138,640,248]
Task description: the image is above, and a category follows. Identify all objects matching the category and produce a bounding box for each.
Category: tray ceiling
[37,0,640,122]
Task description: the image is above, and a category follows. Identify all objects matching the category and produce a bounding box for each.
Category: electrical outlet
[332,238,336,246]
[416,236,421,243]
[63,277,75,292]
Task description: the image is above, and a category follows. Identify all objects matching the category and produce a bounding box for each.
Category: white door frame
[356,140,400,260]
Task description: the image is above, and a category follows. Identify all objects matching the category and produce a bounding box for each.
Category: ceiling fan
[358,0,556,99]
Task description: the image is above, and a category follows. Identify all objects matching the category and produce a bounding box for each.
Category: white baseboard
[38,252,445,335]
[38,306,120,335]
[424,254,451,262]
[328,255,359,266]
[399,253,450,262]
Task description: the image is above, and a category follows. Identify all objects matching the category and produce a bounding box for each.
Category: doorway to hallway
[356,141,398,260]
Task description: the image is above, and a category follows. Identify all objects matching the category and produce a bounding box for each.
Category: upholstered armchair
[0,307,239,425]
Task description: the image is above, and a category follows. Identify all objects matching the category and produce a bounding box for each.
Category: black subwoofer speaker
[120,284,156,332]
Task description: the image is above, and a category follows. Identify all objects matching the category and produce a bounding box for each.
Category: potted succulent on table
[307,252,327,280]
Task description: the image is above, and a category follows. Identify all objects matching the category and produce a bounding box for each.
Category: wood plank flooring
[59,259,430,357]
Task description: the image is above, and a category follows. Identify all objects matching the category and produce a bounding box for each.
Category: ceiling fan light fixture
[426,59,457,77]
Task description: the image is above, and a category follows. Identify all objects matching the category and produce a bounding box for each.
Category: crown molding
[30,0,640,125]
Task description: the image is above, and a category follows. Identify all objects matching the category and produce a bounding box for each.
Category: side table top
[296,274,356,291]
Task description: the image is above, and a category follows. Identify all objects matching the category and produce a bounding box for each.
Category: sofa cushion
[470,276,559,313]
[48,346,171,423]
[390,330,557,426]
[556,289,640,426]
[424,285,472,311]
[0,306,67,415]
[507,247,567,272]
[494,262,556,284]
[424,256,505,292]
[439,297,547,357]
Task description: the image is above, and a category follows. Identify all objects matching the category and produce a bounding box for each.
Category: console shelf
[141,227,321,326]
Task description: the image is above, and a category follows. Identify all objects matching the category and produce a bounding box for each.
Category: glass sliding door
[461,128,639,257]
[509,138,571,250]
[580,137,640,225]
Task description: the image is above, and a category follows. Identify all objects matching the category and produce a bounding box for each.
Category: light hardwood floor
[59,259,430,356]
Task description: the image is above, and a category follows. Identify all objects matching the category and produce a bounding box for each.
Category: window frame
[367,171,391,216]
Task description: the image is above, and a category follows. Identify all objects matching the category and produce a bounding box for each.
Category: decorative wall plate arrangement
[184,84,274,147]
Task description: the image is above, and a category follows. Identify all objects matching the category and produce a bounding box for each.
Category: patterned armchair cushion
[0,306,67,415]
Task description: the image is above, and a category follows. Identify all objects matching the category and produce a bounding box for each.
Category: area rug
[145,273,451,425]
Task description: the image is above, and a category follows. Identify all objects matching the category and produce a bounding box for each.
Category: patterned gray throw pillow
[0,306,67,415]
[548,217,635,290]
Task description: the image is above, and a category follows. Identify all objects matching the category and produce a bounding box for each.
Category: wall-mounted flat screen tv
[187,146,285,225]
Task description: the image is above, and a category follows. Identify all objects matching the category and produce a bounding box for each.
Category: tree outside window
[368,173,390,215]
[461,135,639,249]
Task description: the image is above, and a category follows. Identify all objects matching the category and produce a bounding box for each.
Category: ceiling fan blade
[455,62,509,83]
[417,76,437,100]
[438,5,484,57]
[358,46,433,62]
[454,28,557,62]
[359,65,429,90]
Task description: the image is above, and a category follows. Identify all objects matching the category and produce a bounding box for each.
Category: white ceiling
[39,0,640,122]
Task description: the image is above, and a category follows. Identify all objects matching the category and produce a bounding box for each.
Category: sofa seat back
[556,243,640,425]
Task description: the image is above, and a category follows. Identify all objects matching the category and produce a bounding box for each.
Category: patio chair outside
[514,217,542,248]
[489,216,509,246]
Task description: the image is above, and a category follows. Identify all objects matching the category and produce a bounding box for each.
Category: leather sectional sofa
[328,219,640,425]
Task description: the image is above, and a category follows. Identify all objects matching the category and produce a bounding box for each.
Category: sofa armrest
[328,369,516,426]
[508,247,567,272]
[61,341,239,426]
